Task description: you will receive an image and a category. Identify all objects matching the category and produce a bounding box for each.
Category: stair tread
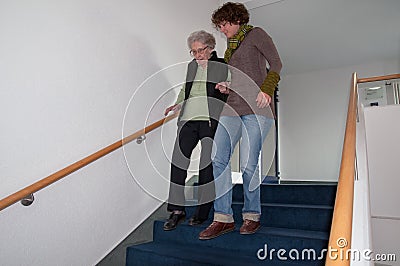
[255,226,329,240]
[129,242,251,266]
[128,241,323,266]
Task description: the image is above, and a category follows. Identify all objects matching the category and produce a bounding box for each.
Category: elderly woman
[199,2,282,240]
[163,30,229,231]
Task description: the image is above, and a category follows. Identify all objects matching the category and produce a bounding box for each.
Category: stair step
[181,202,333,232]
[153,221,328,255]
[233,184,337,206]
[126,241,326,266]
[126,183,336,265]
[232,202,333,232]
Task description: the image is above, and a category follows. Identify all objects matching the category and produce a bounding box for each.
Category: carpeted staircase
[126,182,336,265]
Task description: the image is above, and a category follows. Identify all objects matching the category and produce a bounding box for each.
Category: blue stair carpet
[126,183,336,265]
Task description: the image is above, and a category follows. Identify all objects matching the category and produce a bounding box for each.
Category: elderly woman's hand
[164,104,181,116]
[215,82,230,94]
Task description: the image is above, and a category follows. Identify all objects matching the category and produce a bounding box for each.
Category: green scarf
[224,24,254,63]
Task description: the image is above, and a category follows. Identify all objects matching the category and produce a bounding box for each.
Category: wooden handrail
[326,72,400,265]
[358,73,400,84]
[326,72,358,265]
[0,112,179,212]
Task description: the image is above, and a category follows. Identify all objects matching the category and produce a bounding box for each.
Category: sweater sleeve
[251,28,282,96]
[252,27,282,74]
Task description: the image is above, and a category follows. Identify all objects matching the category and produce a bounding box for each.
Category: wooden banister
[326,72,400,265]
[326,72,358,265]
[357,73,400,84]
[0,112,179,212]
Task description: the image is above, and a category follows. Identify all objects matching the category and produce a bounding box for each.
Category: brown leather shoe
[239,219,260,234]
[199,221,235,240]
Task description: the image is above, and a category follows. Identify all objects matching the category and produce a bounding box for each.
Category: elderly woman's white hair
[187,30,216,50]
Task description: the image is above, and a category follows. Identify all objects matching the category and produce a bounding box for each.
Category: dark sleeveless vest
[178,51,228,130]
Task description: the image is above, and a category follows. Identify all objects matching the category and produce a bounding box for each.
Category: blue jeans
[212,114,273,223]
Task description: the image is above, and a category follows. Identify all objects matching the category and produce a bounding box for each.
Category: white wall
[351,102,373,266]
[279,59,399,181]
[364,105,400,265]
[0,1,221,265]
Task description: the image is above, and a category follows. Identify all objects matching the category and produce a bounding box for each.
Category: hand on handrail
[164,104,182,116]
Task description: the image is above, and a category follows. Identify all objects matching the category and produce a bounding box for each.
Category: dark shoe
[188,216,206,226]
[163,211,186,231]
[239,219,260,234]
[199,221,235,240]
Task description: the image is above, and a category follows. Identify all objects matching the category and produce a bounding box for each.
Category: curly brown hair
[211,2,249,28]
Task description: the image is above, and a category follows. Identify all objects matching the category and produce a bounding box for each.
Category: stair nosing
[153,220,330,240]
[231,201,333,209]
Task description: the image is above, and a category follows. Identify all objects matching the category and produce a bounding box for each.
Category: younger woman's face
[218,21,241,38]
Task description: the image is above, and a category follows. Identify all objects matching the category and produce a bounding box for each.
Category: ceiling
[238,0,400,75]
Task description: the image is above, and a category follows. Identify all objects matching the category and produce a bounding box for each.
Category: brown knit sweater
[221,27,282,118]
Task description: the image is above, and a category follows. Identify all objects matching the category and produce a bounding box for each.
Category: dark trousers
[167,120,216,220]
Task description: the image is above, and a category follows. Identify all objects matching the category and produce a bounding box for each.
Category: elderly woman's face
[190,41,212,62]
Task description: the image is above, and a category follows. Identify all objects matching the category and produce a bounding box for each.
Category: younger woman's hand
[256,92,271,108]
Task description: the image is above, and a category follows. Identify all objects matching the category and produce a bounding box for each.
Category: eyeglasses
[189,46,209,57]
[217,21,228,30]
